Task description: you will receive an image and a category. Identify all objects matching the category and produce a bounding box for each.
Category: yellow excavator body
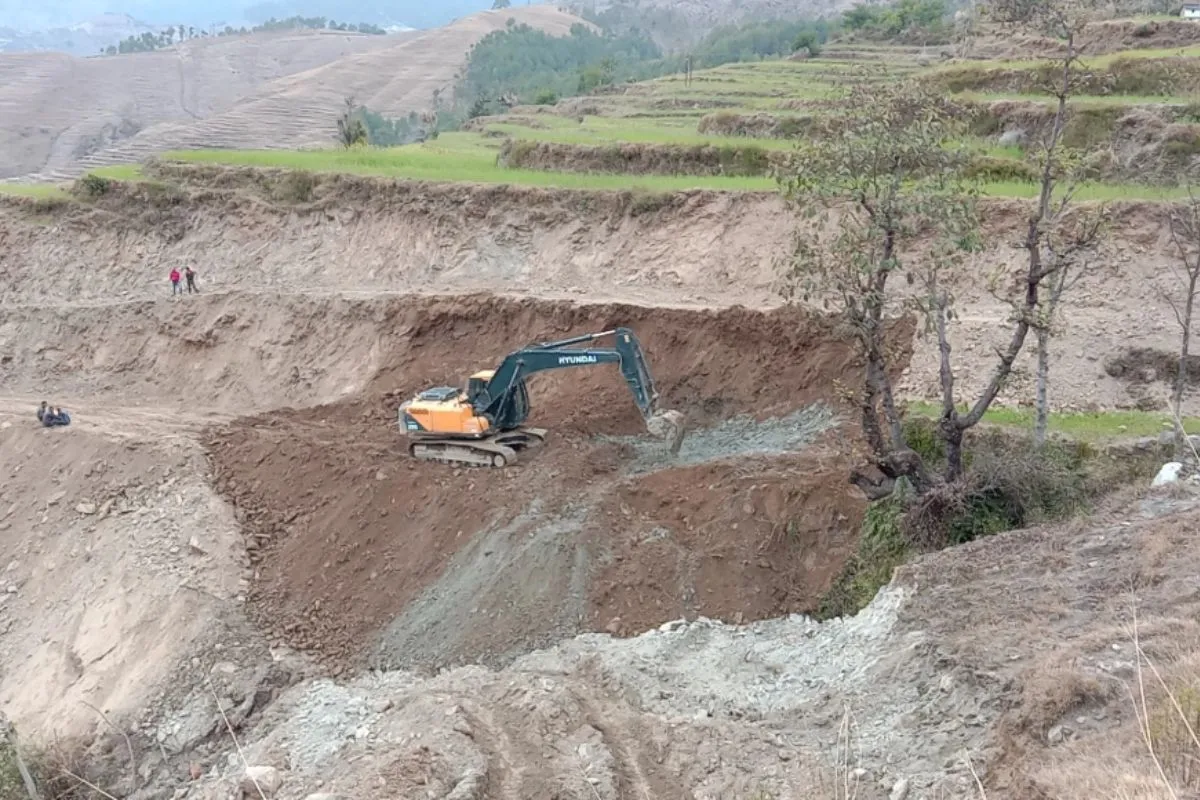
[400,370,496,438]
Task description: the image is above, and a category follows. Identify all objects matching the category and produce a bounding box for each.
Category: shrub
[817,490,909,619]
[533,89,559,105]
[75,174,112,198]
[964,155,1040,183]
[1149,684,1200,790]
[270,170,318,204]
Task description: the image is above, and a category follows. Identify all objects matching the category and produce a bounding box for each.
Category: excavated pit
[198,293,916,671]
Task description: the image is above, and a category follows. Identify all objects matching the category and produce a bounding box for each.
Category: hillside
[7,7,1200,800]
[0,6,584,181]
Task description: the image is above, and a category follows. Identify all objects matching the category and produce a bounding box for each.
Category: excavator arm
[473,328,662,429]
[400,326,686,468]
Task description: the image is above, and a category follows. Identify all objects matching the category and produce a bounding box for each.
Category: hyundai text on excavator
[397,327,687,468]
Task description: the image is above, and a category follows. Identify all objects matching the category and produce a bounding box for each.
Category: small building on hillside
[1182,4,1200,18]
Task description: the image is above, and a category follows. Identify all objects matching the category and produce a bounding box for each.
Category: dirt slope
[2,7,583,181]
[0,169,1193,415]
[199,294,902,670]
[0,401,260,741]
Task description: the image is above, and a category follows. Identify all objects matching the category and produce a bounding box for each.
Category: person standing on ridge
[184,266,198,294]
[170,267,182,295]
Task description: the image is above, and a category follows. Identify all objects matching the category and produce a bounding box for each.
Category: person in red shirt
[169,268,182,295]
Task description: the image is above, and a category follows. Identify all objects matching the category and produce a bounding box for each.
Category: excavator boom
[399,327,686,467]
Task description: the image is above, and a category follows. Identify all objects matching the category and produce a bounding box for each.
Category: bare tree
[1027,208,1107,446]
[984,0,1107,447]
[1156,189,1200,455]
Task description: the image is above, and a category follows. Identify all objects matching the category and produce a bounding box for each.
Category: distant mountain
[0,0,498,33]
[0,12,156,55]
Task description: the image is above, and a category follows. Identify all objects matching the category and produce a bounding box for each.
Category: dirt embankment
[2,166,1197,415]
[968,17,1200,59]
[0,411,257,742]
[497,137,784,177]
[201,294,914,671]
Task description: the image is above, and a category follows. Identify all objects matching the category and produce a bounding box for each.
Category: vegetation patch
[697,111,821,139]
[496,138,781,176]
[934,56,1200,98]
[818,415,1163,618]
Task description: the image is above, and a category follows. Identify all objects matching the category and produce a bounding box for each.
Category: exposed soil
[200,295,910,671]
[3,163,1200,800]
[4,169,1199,415]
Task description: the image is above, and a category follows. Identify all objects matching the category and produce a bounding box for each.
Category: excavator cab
[466,370,494,405]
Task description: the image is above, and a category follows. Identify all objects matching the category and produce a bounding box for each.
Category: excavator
[397,327,686,468]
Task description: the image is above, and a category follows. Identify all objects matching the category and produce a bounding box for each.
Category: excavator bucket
[647,408,688,455]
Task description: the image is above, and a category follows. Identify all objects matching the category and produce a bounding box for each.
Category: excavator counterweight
[398,327,686,467]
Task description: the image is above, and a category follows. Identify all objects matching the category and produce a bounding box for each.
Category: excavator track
[408,428,547,468]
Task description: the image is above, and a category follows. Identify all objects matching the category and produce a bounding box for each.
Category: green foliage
[457,23,661,113]
[357,107,430,147]
[533,89,559,105]
[336,97,368,148]
[0,741,24,800]
[75,174,113,198]
[492,0,512,7]
[843,0,951,41]
[793,30,823,57]
[102,15,384,54]
[1149,685,1200,790]
[902,430,1113,550]
[964,155,1040,183]
[688,18,833,67]
[817,491,909,619]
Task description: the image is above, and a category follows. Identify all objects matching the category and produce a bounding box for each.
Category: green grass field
[155,139,1198,200]
[909,401,1200,441]
[164,139,775,192]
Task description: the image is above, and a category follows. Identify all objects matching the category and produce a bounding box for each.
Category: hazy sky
[0,0,498,30]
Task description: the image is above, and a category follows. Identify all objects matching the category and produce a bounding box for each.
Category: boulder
[1152,462,1184,487]
[240,766,283,798]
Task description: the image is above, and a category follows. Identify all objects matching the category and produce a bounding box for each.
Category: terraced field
[90,36,1193,199]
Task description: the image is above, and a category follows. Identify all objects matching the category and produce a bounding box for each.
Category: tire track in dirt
[568,681,662,800]
[456,700,523,800]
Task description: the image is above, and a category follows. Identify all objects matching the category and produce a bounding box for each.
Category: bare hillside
[2,6,584,181]
[0,29,402,180]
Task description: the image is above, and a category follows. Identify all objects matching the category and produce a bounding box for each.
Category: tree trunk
[1034,326,1051,448]
[1174,278,1196,458]
[943,420,966,482]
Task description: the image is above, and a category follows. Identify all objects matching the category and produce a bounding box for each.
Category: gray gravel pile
[602,404,839,473]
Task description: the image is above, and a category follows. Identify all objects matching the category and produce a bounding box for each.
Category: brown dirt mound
[497,138,783,177]
[203,294,915,670]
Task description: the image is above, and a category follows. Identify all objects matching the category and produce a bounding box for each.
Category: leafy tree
[336,96,368,148]
[777,76,986,495]
[455,22,660,111]
[793,29,823,57]
[493,0,512,7]
[843,0,951,42]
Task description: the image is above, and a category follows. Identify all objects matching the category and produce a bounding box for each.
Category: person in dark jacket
[184,266,198,293]
[36,401,47,422]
